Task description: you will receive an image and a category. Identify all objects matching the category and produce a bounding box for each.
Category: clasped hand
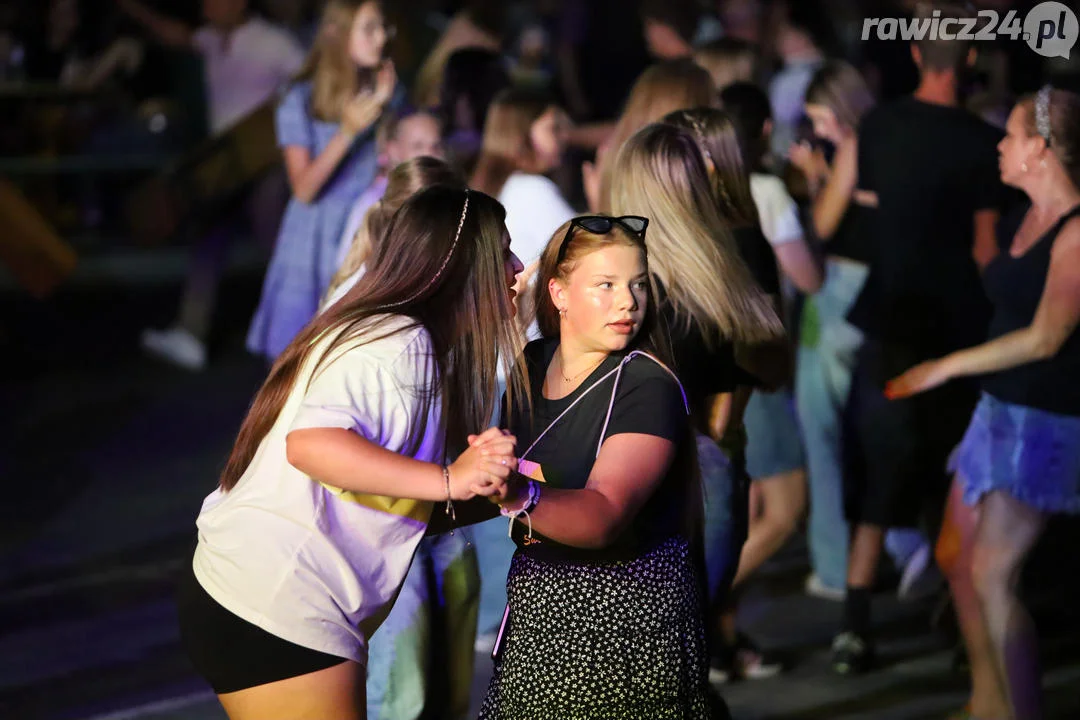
[446,427,517,501]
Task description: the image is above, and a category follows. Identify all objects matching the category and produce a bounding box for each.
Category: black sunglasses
[556,215,649,264]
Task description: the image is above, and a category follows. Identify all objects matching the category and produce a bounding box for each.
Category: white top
[498,173,576,266]
[192,315,442,663]
[749,172,803,247]
[193,17,305,135]
[335,175,389,271]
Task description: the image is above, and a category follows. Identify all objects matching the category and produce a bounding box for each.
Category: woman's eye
[598,282,612,289]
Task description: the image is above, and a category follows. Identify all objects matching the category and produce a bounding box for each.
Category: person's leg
[796,340,850,594]
[937,477,1009,719]
[219,659,364,720]
[471,517,516,648]
[428,529,481,720]
[971,491,1047,720]
[698,433,739,606]
[731,470,806,587]
[365,544,432,720]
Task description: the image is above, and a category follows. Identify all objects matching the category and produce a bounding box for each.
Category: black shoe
[831,631,875,675]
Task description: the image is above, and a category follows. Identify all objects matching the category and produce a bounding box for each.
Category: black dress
[479,340,713,720]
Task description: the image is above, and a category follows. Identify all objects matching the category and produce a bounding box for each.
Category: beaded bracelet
[442,465,456,534]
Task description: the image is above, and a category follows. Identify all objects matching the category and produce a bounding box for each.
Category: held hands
[467,429,528,507]
[884,358,953,400]
[341,61,397,137]
[447,427,517,501]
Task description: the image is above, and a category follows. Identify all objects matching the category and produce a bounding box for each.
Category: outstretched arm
[887,218,1080,398]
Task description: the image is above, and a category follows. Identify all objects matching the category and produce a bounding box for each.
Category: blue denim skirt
[950,392,1080,514]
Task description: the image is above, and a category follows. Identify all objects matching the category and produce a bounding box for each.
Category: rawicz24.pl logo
[861,2,1079,59]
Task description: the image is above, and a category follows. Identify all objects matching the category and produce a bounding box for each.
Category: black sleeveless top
[981,203,1080,416]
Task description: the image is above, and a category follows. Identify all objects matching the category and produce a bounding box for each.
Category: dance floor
[3,252,1079,720]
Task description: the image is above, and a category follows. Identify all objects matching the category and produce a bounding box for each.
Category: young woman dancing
[178,185,525,720]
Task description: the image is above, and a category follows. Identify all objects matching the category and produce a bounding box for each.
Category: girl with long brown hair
[478,214,720,718]
[247,0,405,362]
[177,186,525,720]
[583,58,717,212]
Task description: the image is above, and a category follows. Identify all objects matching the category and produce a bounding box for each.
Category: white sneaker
[805,573,846,601]
[897,543,943,601]
[141,327,207,371]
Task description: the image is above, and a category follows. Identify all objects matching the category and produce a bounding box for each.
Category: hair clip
[1035,85,1053,147]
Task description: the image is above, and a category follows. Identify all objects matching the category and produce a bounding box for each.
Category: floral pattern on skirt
[479,536,713,720]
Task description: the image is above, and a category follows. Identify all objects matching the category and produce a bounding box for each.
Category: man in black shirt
[835,1,1004,674]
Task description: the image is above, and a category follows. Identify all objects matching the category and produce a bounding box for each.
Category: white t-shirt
[193,17,305,135]
[499,173,576,266]
[192,315,442,663]
[749,172,803,247]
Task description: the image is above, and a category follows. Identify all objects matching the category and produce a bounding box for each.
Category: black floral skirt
[479,536,715,720]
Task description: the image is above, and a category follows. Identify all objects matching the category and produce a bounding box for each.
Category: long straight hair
[469,88,555,198]
[326,157,465,301]
[596,59,717,211]
[219,186,526,490]
[611,123,783,346]
[663,107,759,229]
[299,0,383,122]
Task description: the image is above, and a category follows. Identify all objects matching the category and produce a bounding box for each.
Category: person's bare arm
[496,433,677,549]
[810,136,858,241]
[773,240,823,293]
[286,63,396,204]
[888,218,1080,398]
[286,426,515,500]
[116,0,193,48]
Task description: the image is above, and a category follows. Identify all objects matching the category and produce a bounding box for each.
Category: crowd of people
[7,0,1078,718]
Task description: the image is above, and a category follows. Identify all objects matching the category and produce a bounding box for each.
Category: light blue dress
[246,80,402,360]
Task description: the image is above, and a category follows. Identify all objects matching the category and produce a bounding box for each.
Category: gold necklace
[560,354,605,384]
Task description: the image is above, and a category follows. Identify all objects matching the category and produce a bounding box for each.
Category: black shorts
[176,557,348,694]
[842,339,978,529]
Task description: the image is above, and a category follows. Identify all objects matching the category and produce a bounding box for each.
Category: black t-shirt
[656,281,750,421]
[826,201,871,264]
[504,339,694,564]
[848,96,1004,355]
[981,203,1080,416]
[733,225,781,296]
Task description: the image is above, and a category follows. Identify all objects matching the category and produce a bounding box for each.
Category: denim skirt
[951,392,1080,514]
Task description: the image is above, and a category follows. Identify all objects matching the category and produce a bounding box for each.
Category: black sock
[843,586,872,637]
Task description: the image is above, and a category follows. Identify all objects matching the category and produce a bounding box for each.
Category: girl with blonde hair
[247,0,405,362]
[584,58,717,212]
[324,156,463,310]
[666,106,819,680]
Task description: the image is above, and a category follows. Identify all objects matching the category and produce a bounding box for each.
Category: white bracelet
[501,480,540,541]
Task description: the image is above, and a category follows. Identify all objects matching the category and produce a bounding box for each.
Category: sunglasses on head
[556,215,649,264]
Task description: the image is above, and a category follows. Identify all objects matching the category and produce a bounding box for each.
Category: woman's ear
[548,276,566,314]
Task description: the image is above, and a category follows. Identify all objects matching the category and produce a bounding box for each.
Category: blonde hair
[469,88,555,197]
[596,59,717,212]
[693,38,757,91]
[325,157,465,303]
[804,60,875,132]
[611,123,782,346]
[664,107,759,229]
[301,0,382,122]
